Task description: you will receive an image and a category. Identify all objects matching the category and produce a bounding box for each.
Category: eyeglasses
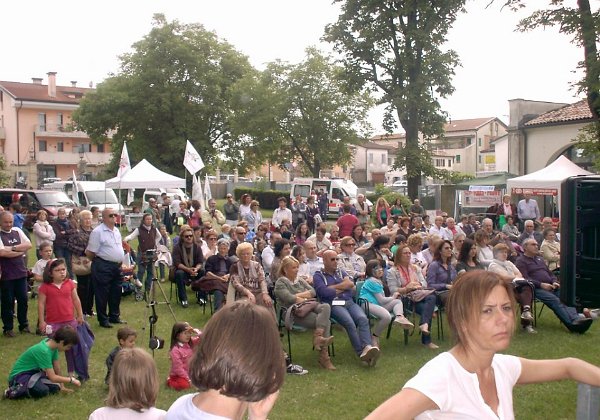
[183,235,193,239]
[236,231,246,235]
[208,237,217,240]
[344,242,356,246]
[109,213,118,218]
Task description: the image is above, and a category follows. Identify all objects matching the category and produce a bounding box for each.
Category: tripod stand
[141,251,177,357]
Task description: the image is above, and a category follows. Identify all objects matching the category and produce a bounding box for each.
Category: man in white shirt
[271,197,293,229]
[517,193,540,230]
[429,216,450,240]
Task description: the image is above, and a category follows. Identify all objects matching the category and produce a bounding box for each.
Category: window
[448,159,452,167]
[57,113,63,129]
[478,138,482,147]
[388,156,394,166]
[435,159,445,167]
[0,91,3,111]
[57,142,64,152]
[38,113,46,131]
[39,140,47,152]
[97,143,105,153]
[381,154,386,164]
[478,155,482,164]
[455,154,461,163]
[368,153,373,164]
[74,143,91,153]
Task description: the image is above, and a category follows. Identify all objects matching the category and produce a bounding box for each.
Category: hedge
[233,187,291,210]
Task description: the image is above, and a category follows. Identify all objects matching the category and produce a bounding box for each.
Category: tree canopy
[73,14,253,175]
[324,0,466,198]
[498,0,600,169]
[230,47,373,177]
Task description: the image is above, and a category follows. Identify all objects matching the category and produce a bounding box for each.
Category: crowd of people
[0,189,598,418]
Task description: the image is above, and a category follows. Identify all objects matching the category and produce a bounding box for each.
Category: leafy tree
[498,0,600,167]
[73,14,253,175]
[230,48,373,177]
[0,156,10,187]
[324,0,466,198]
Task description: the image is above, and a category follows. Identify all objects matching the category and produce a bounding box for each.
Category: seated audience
[501,215,520,241]
[426,240,457,307]
[455,238,484,276]
[488,243,536,334]
[516,238,593,333]
[172,227,204,308]
[540,228,560,271]
[474,229,494,267]
[314,250,379,366]
[230,243,273,316]
[359,260,413,351]
[194,238,232,312]
[274,256,335,370]
[336,236,366,280]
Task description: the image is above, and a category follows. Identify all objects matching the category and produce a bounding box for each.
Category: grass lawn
[1,235,598,419]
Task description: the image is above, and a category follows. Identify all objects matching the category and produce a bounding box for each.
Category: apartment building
[0,72,111,187]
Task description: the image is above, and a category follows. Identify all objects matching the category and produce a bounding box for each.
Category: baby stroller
[121,241,144,301]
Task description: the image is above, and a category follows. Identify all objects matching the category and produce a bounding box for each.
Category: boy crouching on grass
[4,325,81,399]
[105,327,137,384]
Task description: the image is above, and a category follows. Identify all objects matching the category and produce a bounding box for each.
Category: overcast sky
[2,0,585,132]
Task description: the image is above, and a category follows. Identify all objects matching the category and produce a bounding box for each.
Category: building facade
[0,72,111,187]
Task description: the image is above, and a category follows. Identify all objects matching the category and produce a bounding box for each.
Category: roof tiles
[524,100,593,126]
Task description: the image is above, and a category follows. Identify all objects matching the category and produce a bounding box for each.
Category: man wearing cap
[86,208,126,328]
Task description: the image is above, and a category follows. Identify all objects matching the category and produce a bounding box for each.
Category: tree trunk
[578,0,600,121]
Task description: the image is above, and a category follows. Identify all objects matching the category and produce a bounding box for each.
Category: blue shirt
[313,269,352,304]
[359,277,384,306]
[86,223,124,263]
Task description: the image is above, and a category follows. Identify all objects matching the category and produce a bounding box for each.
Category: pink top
[168,337,200,380]
[39,279,76,323]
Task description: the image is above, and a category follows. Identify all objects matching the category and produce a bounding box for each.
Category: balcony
[35,123,90,139]
[36,151,111,166]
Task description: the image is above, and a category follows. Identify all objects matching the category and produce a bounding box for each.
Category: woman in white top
[166,302,284,420]
[89,348,166,420]
[32,210,56,259]
[475,229,494,267]
[366,271,600,420]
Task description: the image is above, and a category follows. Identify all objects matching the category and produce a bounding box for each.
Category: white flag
[204,174,212,208]
[117,142,131,178]
[72,170,80,206]
[192,175,205,211]
[127,189,135,206]
[183,140,204,175]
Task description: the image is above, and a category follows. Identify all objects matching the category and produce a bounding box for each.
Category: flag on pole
[192,175,205,211]
[204,174,212,208]
[72,170,80,206]
[117,141,135,205]
[183,140,205,175]
[117,141,131,178]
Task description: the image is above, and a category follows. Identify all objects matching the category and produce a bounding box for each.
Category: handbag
[284,298,319,330]
[72,255,92,276]
[407,288,436,302]
[314,213,323,224]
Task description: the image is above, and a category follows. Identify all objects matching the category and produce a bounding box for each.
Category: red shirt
[39,279,76,323]
[337,214,359,238]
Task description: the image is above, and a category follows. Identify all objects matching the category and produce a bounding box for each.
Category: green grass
[2,235,598,419]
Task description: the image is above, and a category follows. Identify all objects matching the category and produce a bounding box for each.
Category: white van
[290,177,371,217]
[142,188,188,210]
[43,181,123,216]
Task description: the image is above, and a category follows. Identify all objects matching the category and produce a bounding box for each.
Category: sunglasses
[109,213,118,218]
[183,235,193,239]
[208,237,217,240]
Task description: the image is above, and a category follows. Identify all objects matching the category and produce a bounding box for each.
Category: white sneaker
[524,325,537,334]
[359,345,379,364]
[286,364,308,375]
[521,310,534,322]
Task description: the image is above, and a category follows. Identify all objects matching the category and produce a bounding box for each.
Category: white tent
[507,155,593,194]
[105,159,185,189]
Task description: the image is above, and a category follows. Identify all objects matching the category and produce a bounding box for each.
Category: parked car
[0,189,76,230]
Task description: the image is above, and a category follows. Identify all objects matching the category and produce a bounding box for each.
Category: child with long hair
[167,322,201,391]
[90,348,166,419]
[38,258,89,380]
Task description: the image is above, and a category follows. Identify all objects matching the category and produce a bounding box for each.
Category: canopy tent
[455,172,517,190]
[506,155,593,195]
[105,159,185,189]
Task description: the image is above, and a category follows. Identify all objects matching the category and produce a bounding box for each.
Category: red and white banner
[511,188,558,196]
